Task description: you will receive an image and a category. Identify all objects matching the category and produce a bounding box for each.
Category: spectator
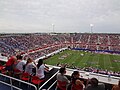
[85,78,105,90]
[36,59,49,79]
[5,56,17,76]
[15,55,26,72]
[25,57,36,75]
[70,71,84,90]
[112,80,120,90]
[56,67,70,90]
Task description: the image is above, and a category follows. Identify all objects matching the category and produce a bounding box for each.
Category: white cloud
[0,0,120,33]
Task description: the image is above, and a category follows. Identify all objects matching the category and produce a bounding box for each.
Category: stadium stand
[0,33,120,90]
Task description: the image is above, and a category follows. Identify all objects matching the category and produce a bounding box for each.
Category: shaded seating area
[0,62,59,90]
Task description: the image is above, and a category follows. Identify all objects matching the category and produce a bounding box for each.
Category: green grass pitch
[44,50,120,72]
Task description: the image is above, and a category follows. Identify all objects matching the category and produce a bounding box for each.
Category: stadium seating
[31,76,44,88]
[0,33,120,90]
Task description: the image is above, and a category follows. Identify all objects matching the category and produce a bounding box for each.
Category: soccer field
[44,50,120,72]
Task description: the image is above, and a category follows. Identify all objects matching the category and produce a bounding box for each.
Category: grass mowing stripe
[45,50,120,72]
[83,53,92,67]
[110,55,118,72]
[76,51,87,67]
[74,51,84,67]
[111,54,120,72]
[104,55,112,70]
[44,50,68,65]
[99,54,105,69]
[92,54,99,68]
[103,55,106,70]
[115,55,120,71]
[103,54,111,70]
[97,54,100,69]
[87,53,94,67]
[108,55,114,71]
[65,50,80,65]
[60,50,74,64]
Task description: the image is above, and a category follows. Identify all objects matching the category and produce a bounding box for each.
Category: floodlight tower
[52,24,55,33]
[90,24,94,33]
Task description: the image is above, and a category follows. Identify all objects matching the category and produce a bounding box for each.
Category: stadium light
[90,24,94,33]
[52,24,55,33]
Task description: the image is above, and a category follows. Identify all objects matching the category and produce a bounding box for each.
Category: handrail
[47,80,57,90]
[0,73,37,90]
[0,80,22,90]
[39,70,59,90]
[10,78,13,90]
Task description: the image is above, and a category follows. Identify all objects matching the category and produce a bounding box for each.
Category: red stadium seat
[13,68,22,78]
[31,76,44,88]
[0,64,7,75]
[20,72,30,82]
[0,65,5,72]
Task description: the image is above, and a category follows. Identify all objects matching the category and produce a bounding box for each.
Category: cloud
[0,0,120,33]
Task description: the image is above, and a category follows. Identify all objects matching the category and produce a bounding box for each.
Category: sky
[0,0,120,33]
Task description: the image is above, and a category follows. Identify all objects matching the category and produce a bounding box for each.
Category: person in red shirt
[112,80,120,90]
[5,56,17,76]
[71,71,84,90]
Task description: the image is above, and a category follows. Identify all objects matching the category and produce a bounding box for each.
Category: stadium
[0,0,120,90]
[0,33,120,90]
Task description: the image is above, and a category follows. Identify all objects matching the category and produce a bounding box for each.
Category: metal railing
[47,80,57,90]
[0,73,37,90]
[39,71,59,90]
[0,80,22,90]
